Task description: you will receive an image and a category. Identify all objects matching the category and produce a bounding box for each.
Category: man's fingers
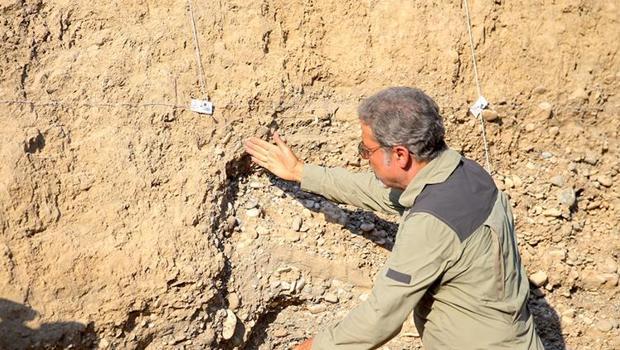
[244,140,273,159]
[251,156,269,169]
[273,132,287,151]
[248,137,279,153]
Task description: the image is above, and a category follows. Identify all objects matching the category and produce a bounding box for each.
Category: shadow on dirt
[0,298,97,350]
[530,295,566,350]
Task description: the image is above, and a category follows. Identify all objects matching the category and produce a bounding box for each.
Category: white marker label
[469,96,488,118]
[190,99,213,115]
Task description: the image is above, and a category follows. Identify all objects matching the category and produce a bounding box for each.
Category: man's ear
[392,146,412,169]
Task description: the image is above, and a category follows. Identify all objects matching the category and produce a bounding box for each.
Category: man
[244,87,543,349]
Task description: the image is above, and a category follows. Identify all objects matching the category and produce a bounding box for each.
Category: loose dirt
[1,0,619,349]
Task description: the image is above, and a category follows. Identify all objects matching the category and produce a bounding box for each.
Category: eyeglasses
[358,141,382,159]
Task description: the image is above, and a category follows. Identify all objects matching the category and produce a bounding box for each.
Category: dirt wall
[1,0,619,349]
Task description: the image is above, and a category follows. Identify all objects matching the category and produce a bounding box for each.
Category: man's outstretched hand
[244,132,304,182]
[293,338,313,350]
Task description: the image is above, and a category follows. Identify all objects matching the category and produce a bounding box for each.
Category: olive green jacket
[301,149,544,350]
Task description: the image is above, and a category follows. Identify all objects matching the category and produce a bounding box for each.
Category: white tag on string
[190,99,213,115]
[469,96,488,117]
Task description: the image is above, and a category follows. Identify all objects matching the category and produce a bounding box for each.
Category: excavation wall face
[1,1,619,349]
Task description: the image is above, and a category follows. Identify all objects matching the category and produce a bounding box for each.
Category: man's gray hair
[358,87,447,162]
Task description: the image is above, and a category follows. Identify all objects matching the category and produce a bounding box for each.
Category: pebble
[272,187,285,197]
[599,258,618,274]
[246,208,261,218]
[542,208,562,217]
[307,304,327,314]
[524,123,536,132]
[541,151,553,159]
[284,230,301,242]
[596,175,613,187]
[360,222,375,232]
[536,102,553,119]
[322,204,348,226]
[529,271,548,287]
[244,198,259,209]
[595,320,614,332]
[323,293,339,303]
[558,188,576,207]
[222,309,237,340]
[302,208,313,218]
[273,329,289,338]
[583,152,599,165]
[548,126,560,136]
[227,293,240,310]
[303,199,316,208]
[549,175,565,187]
[482,109,499,122]
[249,181,263,189]
[291,216,303,232]
[295,277,306,293]
[225,216,237,233]
[580,270,607,291]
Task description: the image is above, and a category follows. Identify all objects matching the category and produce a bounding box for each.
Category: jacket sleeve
[300,164,405,216]
[312,213,459,350]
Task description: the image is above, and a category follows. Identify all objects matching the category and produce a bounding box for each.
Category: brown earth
[0,0,619,349]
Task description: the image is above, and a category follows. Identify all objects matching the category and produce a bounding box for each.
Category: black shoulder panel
[410,158,498,242]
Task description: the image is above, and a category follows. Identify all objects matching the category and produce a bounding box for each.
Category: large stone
[595,320,614,332]
[482,109,499,122]
[246,208,262,218]
[549,175,565,187]
[222,309,237,340]
[291,216,302,232]
[529,271,548,287]
[558,188,576,207]
[542,208,562,217]
[360,222,375,232]
[227,293,240,310]
[323,293,339,303]
[321,203,348,226]
[596,175,613,188]
[580,270,607,291]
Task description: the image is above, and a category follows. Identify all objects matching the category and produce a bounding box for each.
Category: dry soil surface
[0,0,619,349]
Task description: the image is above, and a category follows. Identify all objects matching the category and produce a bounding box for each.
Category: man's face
[360,122,400,188]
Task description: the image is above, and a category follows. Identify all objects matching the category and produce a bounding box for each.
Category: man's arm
[244,134,404,215]
[301,164,404,216]
[312,213,459,349]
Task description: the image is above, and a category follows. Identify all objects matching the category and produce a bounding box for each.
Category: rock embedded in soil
[583,152,599,165]
[542,208,563,217]
[529,271,548,287]
[323,293,339,303]
[291,216,302,232]
[482,109,499,122]
[549,175,565,187]
[595,320,614,332]
[307,304,327,314]
[558,188,577,207]
[222,309,237,340]
[246,208,261,218]
[245,198,259,209]
[360,222,375,232]
[580,270,607,291]
[596,175,613,187]
[227,293,240,310]
[599,258,618,274]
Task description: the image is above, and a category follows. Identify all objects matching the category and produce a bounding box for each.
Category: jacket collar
[398,148,462,207]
